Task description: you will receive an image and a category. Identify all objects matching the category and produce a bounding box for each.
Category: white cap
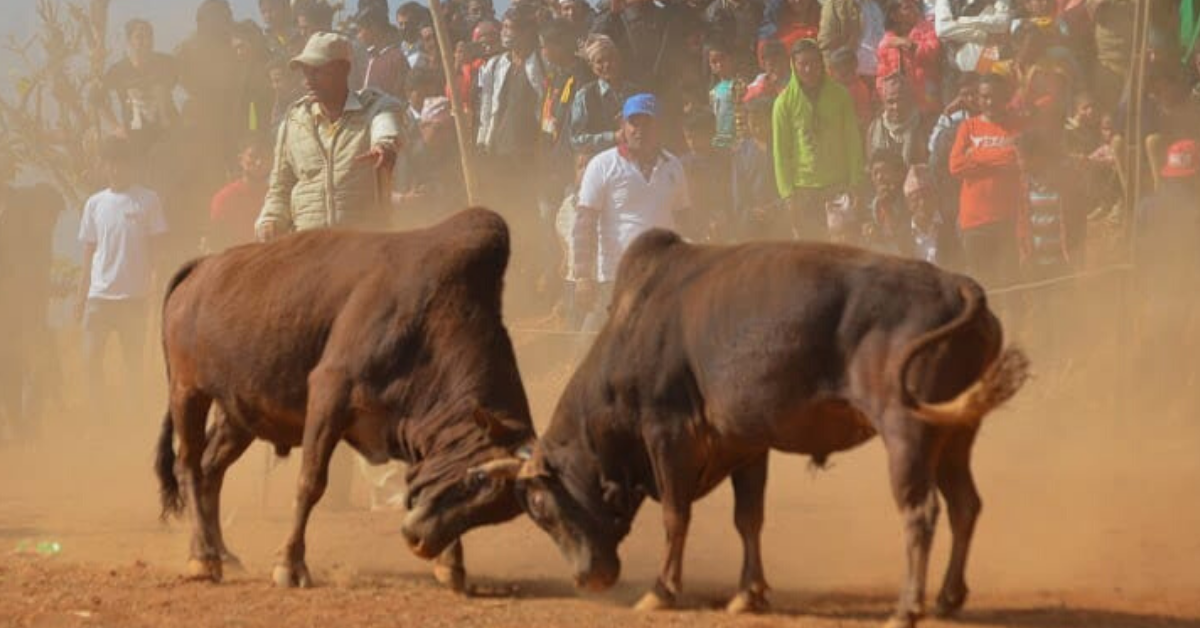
[290,31,353,69]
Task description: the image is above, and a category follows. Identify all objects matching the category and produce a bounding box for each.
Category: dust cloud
[3,245,1199,613]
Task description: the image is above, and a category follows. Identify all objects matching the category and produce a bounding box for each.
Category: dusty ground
[4,312,1200,628]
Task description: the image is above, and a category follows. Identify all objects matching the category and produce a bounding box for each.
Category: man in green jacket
[773,39,865,241]
[256,31,403,240]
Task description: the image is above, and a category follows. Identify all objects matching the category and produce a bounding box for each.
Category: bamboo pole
[427,0,478,206]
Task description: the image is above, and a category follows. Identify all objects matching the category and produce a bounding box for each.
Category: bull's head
[514,443,644,592]
[399,408,533,559]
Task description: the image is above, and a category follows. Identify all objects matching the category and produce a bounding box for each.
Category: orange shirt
[948,116,1022,230]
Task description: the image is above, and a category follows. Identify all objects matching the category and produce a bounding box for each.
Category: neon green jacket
[772,74,864,198]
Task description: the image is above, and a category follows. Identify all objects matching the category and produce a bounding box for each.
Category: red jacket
[875,20,941,115]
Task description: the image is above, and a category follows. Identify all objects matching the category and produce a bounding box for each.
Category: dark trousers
[787,187,834,242]
[961,221,1019,289]
[83,298,147,419]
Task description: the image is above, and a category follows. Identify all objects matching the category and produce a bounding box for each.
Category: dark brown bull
[155,208,534,589]
[516,231,1029,628]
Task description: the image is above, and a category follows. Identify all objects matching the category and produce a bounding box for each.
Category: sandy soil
[3,301,1200,628]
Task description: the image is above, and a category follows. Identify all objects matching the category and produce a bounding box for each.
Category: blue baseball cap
[622,93,657,120]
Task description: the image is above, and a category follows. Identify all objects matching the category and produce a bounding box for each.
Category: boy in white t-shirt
[76,137,168,412]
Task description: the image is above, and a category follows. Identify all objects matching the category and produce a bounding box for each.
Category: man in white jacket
[933,0,1012,86]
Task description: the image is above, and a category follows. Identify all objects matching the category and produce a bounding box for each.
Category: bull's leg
[433,539,466,592]
[883,424,941,628]
[200,408,255,572]
[933,430,981,618]
[726,454,770,614]
[170,388,221,581]
[635,439,697,612]
[274,367,351,588]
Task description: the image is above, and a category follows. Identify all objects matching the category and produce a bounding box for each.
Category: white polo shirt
[573,146,691,283]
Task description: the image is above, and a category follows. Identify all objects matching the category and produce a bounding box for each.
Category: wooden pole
[427,0,478,206]
[1116,0,1153,421]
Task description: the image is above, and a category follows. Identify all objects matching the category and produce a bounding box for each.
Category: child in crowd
[829,47,874,129]
[681,109,734,242]
[743,38,789,103]
[733,97,779,240]
[949,74,1022,288]
[1017,131,1083,278]
[707,41,738,149]
[209,134,270,250]
[76,137,168,418]
[862,149,910,254]
[903,164,958,266]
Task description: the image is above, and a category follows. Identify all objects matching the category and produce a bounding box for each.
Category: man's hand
[256,221,279,243]
[943,95,966,117]
[355,143,398,171]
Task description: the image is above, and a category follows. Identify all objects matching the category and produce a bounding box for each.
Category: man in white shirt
[76,137,168,414]
[933,0,1013,78]
[572,93,691,325]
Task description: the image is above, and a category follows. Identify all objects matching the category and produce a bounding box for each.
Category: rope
[509,264,1138,339]
[984,263,1134,296]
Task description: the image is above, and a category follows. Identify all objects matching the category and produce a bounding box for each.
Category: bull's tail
[898,282,1030,427]
[154,258,202,520]
[155,408,183,520]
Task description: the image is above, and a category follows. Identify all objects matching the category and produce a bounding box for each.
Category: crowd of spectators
[19,0,1200,332]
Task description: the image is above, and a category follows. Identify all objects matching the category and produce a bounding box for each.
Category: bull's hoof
[185,558,223,583]
[272,562,312,588]
[726,589,770,614]
[433,564,467,593]
[634,590,674,612]
[883,612,919,628]
[933,589,967,617]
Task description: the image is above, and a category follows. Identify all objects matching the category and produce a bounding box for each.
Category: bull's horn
[469,458,524,479]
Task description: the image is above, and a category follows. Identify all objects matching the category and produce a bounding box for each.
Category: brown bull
[155,208,534,589]
[515,231,1029,628]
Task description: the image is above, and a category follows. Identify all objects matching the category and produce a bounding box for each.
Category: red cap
[1162,140,1199,179]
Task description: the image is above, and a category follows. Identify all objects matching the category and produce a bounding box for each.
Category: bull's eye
[467,470,489,490]
[527,491,547,521]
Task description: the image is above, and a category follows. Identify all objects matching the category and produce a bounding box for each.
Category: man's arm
[569,87,618,153]
[572,155,608,306]
[256,117,298,241]
[76,243,95,323]
[933,0,991,43]
[772,95,794,200]
[364,95,404,170]
[841,88,865,189]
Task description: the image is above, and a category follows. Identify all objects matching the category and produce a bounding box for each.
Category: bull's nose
[574,569,618,592]
[400,527,436,559]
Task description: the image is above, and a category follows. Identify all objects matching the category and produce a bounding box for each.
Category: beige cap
[289,31,353,69]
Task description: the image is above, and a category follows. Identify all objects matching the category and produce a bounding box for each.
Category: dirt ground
[4,313,1200,628]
